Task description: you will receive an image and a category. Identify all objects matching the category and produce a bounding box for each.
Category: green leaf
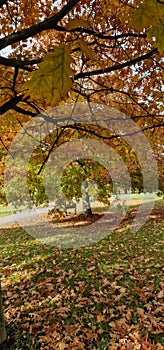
[24,44,74,105]
[130,0,164,53]
[131,0,163,29]
[149,20,164,53]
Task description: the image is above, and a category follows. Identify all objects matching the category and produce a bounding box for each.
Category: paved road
[0,195,158,228]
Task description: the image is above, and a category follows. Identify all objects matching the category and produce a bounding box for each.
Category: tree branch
[59,122,164,140]
[30,120,164,175]
[53,24,147,40]
[13,105,37,117]
[12,67,19,92]
[0,0,80,50]
[0,56,42,71]
[156,0,164,4]
[0,137,11,156]
[0,95,24,115]
[68,28,146,40]
[74,48,158,79]
[37,128,66,175]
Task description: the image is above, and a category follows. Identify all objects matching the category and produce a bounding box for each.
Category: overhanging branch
[0,0,80,50]
[13,105,37,117]
[74,48,158,79]
[20,120,164,175]
[69,28,147,40]
[0,95,24,115]
[0,56,42,71]
[59,122,164,139]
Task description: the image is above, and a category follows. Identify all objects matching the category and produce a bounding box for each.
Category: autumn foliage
[0,0,164,348]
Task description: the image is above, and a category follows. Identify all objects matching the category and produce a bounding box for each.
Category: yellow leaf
[24,44,74,106]
[130,0,164,52]
[78,39,94,60]
[149,20,164,53]
[58,342,66,350]
[65,18,90,31]
[112,0,120,6]
[131,1,155,31]
[97,313,105,322]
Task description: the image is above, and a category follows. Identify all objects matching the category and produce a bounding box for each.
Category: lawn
[0,205,26,217]
[0,200,163,349]
[0,206,13,217]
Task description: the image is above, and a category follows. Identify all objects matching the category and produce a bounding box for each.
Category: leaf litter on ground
[0,201,163,349]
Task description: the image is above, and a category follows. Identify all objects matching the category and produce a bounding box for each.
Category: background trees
[0,0,163,211]
[61,159,112,215]
[0,0,163,217]
[0,0,164,345]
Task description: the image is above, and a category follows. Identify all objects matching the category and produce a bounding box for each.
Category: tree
[0,0,163,196]
[61,158,111,216]
[0,0,163,124]
[0,0,164,342]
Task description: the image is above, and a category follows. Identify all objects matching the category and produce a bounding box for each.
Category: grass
[0,205,13,217]
[0,200,163,349]
[0,205,26,217]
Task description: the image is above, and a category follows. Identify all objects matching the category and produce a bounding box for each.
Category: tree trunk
[0,281,6,346]
[83,180,93,217]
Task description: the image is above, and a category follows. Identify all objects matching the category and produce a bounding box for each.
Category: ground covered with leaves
[0,201,164,350]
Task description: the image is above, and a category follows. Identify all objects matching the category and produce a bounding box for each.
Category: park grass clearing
[0,206,13,218]
[0,200,163,349]
[0,205,27,218]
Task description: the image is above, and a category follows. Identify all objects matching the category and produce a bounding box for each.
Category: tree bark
[0,281,6,346]
[83,180,93,217]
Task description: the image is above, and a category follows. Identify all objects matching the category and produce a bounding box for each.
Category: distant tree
[61,159,111,216]
[0,0,163,336]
